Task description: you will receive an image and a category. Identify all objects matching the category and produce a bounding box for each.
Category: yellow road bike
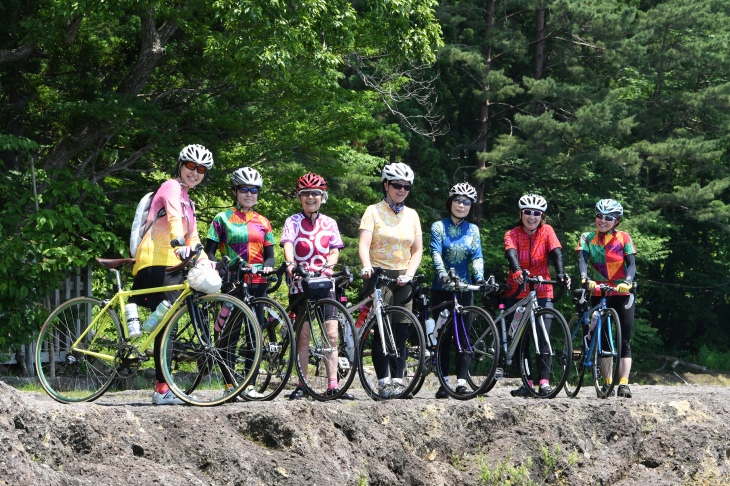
[35,247,261,406]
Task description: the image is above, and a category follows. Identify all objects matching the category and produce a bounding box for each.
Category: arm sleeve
[471,225,484,281]
[505,248,521,272]
[205,240,219,262]
[624,254,636,282]
[549,247,564,276]
[430,222,447,276]
[263,245,275,268]
[577,250,590,278]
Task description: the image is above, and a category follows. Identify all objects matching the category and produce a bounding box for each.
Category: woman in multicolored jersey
[131,144,215,405]
[576,198,636,398]
[504,194,570,398]
[430,182,485,399]
[359,162,423,399]
[281,172,353,400]
[205,167,275,399]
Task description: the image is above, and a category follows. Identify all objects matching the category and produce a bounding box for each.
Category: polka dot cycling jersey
[280,212,344,294]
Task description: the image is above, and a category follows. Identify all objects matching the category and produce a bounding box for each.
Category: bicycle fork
[373,288,399,359]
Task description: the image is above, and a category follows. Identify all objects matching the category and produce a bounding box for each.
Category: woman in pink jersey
[130,144,214,405]
[281,172,353,400]
[577,198,636,398]
[504,194,570,398]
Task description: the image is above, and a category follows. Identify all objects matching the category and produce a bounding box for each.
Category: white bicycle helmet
[178,144,214,170]
[381,163,414,183]
[449,182,478,202]
[187,265,222,293]
[595,198,624,217]
[230,167,263,188]
[518,194,548,212]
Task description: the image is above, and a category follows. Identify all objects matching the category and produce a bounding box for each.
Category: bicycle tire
[517,307,571,399]
[36,297,123,403]
[435,306,499,400]
[357,306,425,401]
[244,297,294,401]
[564,314,586,398]
[594,307,622,399]
[294,298,358,401]
[160,294,261,406]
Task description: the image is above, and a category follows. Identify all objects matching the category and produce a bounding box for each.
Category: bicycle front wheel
[294,298,358,401]
[594,308,622,399]
[564,314,586,398]
[36,297,122,403]
[357,306,425,401]
[517,307,571,399]
[160,294,261,406]
[245,297,294,401]
[435,306,499,400]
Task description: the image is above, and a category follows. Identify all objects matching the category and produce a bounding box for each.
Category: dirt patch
[1,379,730,485]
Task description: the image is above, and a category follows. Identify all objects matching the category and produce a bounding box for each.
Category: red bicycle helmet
[296,172,327,191]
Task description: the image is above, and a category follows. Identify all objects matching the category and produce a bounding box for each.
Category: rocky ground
[1,374,729,485]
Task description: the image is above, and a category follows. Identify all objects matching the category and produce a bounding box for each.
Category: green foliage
[478,454,535,486]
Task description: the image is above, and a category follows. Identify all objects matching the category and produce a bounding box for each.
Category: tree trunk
[42,8,178,175]
[533,5,547,116]
[475,0,497,208]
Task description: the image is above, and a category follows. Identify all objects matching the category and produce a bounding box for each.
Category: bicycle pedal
[338,357,351,370]
[494,368,505,380]
[267,342,282,353]
[599,351,617,358]
[572,351,583,361]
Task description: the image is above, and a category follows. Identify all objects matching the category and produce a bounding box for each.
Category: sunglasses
[595,213,617,221]
[237,186,260,194]
[453,197,473,207]
[299,189,324,198]
[389,182,412,191]
[182,161,208,174]
[522,209,543,217]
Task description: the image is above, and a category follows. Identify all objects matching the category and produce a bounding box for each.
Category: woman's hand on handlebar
[396,274,413,286]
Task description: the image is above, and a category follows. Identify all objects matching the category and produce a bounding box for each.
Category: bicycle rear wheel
[245,297,294,401]
[435,306,499,400]
[594,308,622,399]
[357,306,425,400]
[294,298,358,401]
[564,314,587,398]
[36,297,122,403]
[160,294,261,406]
[517,307,571,399]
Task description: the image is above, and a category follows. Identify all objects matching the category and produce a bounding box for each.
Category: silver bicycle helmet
[595,198,624,217]
[381,162,415,183]
[449,182,478,202]
[179,144,214,170]
[518,194,548,212]
[230,167,263,188]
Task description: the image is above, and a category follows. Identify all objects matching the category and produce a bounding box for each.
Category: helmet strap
[450,212,466,225]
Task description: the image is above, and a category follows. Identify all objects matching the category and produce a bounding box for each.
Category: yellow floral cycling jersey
[359,200,422,270]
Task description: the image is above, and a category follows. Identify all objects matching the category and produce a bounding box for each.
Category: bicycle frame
[492,291,540,366]
[573,288,620,367]
[346,274,400,360]
[72,265,191,364]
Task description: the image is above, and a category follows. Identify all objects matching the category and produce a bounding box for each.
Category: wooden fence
[2,265,92,375]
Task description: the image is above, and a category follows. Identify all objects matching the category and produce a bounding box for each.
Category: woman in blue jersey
[429,182,485,398]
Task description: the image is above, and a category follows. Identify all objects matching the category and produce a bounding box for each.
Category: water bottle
[215,301,234,332]
[508,306,525,337]
[425,317,437,347]
[125,303,141,338]
[435,309,449,331]
[355,305,370,329]
[142,300,172,333]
